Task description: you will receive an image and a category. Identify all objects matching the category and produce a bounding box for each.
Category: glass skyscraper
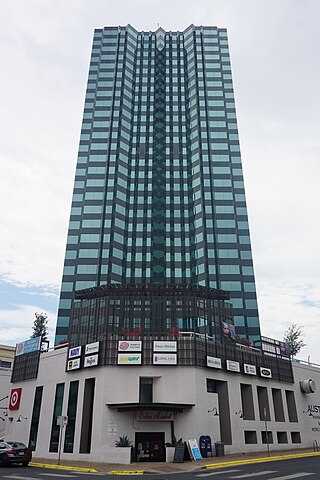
[55,24,260,345]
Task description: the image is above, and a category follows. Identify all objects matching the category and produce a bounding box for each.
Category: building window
[64,381,79,453]
[49,383,65,452]
[139,378,153,403]
[28,386,43,451]
[0,361,11,368]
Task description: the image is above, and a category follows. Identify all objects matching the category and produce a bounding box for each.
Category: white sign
[153,341,177,352]
[260,367,272,378]
[118,341,142,352]
[137,411,175,421]
[226,360,240,373]
[153,353,177,365]
[68,346,81,359]
[244,363,257,375]
[187,439,202,461]
[118,354,142,365]
[107,422,118,436]
[84,354,99,368]
[207,356,222,369]
[85,341,99,355]
[57,415,68,426]
[67,358,80,371]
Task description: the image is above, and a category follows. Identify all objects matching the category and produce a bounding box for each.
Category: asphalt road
[1,456,320,479]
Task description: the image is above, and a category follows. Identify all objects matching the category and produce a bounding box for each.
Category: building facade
[55,24,260,345]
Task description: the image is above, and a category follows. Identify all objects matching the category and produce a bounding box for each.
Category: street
[1,457,320,479]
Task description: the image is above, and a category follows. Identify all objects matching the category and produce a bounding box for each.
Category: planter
[166,446,175,462]
[104,447,132,464]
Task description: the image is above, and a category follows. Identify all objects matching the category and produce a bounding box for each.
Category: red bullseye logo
[9,388,22,410]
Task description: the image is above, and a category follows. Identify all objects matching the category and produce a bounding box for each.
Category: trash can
[215,441,224,457]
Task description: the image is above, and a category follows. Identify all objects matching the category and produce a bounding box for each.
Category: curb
[204,451,320,469]
[30,462,98,473]
[107,471,145,476]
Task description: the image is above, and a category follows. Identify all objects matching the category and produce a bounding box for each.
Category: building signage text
[85,342,99,355]
[260,367,272,378]
[68,346,81,359]
[153,341,177,352]
[118,341,142,352]
[84,354,99,368]
[15,337,41,357]
[226,360,240,373]
[137,410,175,421]
[207,356,222,369]
[67,358,80,371]
[118,354,142,365]
[153,353,177,365]
[244,363,257,375]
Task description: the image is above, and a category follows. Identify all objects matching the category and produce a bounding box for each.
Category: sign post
[57,416,68,465]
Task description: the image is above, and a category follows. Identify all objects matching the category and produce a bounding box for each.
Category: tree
[283,323,306,357]
[31,312,48,342]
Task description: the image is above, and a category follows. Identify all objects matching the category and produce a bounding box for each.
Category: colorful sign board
[68,346,81,359]
[226,360,240,373]
[244,363,257,375]
[118,354,142,365]
[84,354,99,368]
[153,353,177,365]
[15,337,41,356]
[118,341,142,352]
[187,439,202,461]
[207,356,222,369]
[260,367,272,378]
[85,342,99,355]
[67,358,80,371]
[9,388,22,410]
[153,341,177,352]
[136,411,175,421]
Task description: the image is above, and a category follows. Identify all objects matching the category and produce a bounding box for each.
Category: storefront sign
[84,354,99,368]
[118,354,142,365]
[187,439,202,461]
[137,410,175,421]
[85,341,99,355]
[9,388,22,410]
[207,356,222,369]
[107,422,118,436]
[67,358,80,371]
[118,341,142,352]
[153,341,177,352]
[153,353,177,365]
[260,367,272,378]
[68,346,81,359]
[15,337,41,356]
[226,360,240,372]
[244,363,257,375]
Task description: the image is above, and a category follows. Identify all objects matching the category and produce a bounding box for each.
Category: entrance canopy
[107,402,194,413]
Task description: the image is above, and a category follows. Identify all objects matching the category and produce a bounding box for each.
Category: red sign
[9,388,22,410]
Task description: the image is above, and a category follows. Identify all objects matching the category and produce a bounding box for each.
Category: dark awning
[107,402,194,413]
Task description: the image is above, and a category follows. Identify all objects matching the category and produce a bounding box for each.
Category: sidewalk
[31,448,320,475]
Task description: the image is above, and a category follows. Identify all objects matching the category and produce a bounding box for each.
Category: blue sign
[15,336,41,356]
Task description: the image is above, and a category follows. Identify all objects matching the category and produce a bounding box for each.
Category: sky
[0,0,319,362]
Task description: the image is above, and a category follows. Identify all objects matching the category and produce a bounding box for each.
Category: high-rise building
[55,25,260,345]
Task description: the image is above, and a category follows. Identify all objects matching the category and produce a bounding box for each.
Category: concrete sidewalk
[31,448,320,475]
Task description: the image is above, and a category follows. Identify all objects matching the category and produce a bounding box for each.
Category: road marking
[2,476,39,480]
[230,472,277,478]
[40,474,78,478]
[261,474,315,480]
[196,469,242,476]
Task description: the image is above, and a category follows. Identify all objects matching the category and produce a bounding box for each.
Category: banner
[9,388,22,410]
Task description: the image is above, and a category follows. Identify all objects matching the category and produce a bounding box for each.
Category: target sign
[9,388,22,410]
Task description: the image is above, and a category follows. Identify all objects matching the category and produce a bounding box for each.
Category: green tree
[283,323,306,357]
[31,312,48,341]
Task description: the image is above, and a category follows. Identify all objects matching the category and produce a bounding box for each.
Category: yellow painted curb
[30,462,98,473]
[205,451,320,469]
[108,471,145,475]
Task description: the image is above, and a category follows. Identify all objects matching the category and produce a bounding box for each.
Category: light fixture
[16,415,27,422]
[208,407,219,416]
[235,410,244,418]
